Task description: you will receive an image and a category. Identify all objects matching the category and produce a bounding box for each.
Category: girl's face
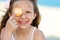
[12,1,36,29]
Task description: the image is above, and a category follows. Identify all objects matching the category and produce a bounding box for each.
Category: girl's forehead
[13,1,34,10]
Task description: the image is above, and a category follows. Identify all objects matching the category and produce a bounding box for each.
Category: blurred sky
[0,0,60,39]
[0,0,60,7]
[37,0,60,7]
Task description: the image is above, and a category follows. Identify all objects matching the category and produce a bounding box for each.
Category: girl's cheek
[15,17,20,21]
[27,15,33,19]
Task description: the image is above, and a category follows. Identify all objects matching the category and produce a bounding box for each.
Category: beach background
[0,0,60,40]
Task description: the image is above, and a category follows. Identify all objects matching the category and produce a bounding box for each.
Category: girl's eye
[26,11,32,13]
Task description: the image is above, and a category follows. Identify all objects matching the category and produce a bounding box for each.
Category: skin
[0,35,1,40]
[1,1,44,40]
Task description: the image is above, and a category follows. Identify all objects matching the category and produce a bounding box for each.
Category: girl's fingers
[9,14,16,21]
[8,14,19,27]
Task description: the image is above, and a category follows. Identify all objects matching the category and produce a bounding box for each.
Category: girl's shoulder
[33,28,45,40]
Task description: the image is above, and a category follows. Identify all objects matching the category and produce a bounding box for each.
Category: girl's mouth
[18,21,28,25]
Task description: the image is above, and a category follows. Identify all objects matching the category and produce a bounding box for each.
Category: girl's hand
[5,14,19,33]
[1,14,19,40]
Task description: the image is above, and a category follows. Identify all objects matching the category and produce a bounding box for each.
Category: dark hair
[0,0,41,32]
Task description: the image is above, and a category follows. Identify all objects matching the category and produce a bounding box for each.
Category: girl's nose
[20,13,26,19]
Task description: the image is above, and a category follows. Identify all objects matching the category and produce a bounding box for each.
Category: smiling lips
[18,21,28,25]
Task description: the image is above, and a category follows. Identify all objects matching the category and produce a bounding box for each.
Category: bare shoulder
[33,28,45,40]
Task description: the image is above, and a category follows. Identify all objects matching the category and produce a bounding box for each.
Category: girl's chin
[18,23,28,27]
[18,25,28,29]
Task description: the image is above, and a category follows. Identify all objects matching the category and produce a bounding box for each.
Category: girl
[1,0,44,40]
